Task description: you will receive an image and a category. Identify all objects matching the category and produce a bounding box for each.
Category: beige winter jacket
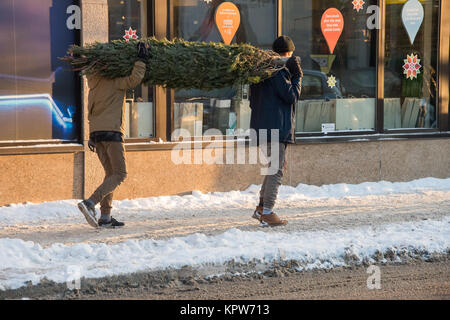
[86,61,146,135]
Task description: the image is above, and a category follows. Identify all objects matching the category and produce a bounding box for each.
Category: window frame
[106,0,158,144]
[165,0,279,142]
[288,0,447,141]
[0,0,447,151]
[155,0,450,144]
[381,0,443,134]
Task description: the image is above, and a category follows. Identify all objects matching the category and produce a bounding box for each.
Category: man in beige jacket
[78,42,148,228]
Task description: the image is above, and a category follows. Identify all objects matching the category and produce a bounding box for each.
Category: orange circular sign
[321,8,344,54]
[215,2,241,45]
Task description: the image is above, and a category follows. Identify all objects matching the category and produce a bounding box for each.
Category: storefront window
[172,0,277,138]
[108,0,155,138]
[384,0,439,130]
[0,0,80,142]
[283,0,377,133]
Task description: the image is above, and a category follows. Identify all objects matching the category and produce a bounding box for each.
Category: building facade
[0,0,449,206]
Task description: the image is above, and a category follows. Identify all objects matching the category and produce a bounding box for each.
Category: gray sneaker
[77,200,99,228]
[98,217,125,229]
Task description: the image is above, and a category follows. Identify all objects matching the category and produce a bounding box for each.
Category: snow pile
[0,200,80,226]
[116,177,450,211]
[1,177,449,226]
[0,216,448,291]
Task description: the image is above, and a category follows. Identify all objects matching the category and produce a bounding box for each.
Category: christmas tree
[61,37,282,90]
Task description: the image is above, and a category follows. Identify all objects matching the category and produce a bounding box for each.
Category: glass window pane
[172,0,277,138]
[108,0,154,138]
[283,0,377,133]
[0,0,80,142]
[384,0,439,130]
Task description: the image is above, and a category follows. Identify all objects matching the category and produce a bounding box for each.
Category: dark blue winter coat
[249,66,301,145]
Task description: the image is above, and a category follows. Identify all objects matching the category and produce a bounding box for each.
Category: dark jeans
[259,142,287,210]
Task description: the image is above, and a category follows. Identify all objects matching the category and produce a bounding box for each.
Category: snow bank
[0,216,448,290]
[1,177,449,226]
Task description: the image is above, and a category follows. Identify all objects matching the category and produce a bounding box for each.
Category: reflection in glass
[0,0,80,141]
[108,0,154,138]
[384,0,439,129]
[283,0,377,133]
[172,0,277,138]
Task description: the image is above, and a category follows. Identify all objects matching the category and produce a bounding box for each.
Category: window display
[283,0,377,133]
[384,0,439,130]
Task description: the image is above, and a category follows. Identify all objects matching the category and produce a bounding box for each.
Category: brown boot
[260,212,288,227]
[252,206,263,221]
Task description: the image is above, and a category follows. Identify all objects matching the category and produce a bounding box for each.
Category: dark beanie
[272,35,295,54]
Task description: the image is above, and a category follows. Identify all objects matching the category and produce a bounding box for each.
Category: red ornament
[403,53,421,80]
[352,0,365,12]
[123,27,138,42]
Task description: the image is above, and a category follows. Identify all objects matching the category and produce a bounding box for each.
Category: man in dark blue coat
[250,35,302,227]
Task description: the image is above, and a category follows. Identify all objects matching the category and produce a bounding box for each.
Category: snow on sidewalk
[0,177,449,291]
[1,177,449,226]
[0,215,448,290]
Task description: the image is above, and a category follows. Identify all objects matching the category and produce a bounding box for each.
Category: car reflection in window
[339,67,401,98]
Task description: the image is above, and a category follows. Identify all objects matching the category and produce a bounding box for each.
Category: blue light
[0,94,72,129]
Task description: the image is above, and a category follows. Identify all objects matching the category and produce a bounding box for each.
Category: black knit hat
[272,35,295,54]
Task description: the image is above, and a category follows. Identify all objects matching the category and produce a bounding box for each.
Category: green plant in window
[401,73,423,98]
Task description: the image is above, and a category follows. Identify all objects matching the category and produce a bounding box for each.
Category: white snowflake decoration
[327,75,337,88]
